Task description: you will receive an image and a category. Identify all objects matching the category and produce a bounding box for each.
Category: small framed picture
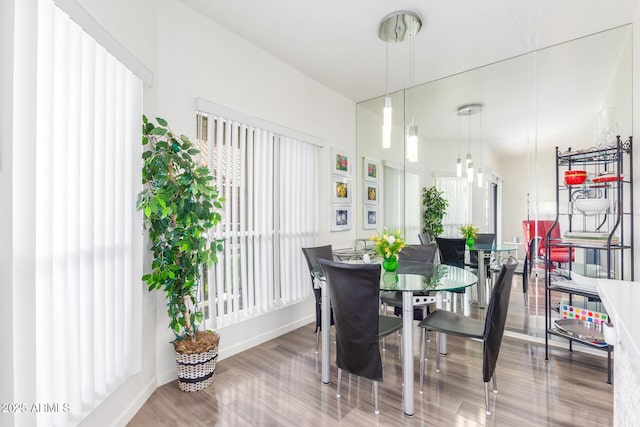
[363,206,378,229]
[331,175,352,203]
[363,181,379,205]
[331,204,352,231]
[332,149,351,175]
[363,157,379,182]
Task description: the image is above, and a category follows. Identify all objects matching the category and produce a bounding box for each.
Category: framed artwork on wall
[331,204,352,231]
[363,157,379,182]
[363,181,379,205]
[331,175,352,203]
[363,206,378,229]
[332,149,351,175]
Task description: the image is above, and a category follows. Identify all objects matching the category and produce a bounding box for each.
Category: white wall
[71,0,356,425]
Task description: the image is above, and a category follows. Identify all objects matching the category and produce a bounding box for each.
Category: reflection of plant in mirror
[423,264,448,289]
[459,224,479,240]
[422,186,448,242]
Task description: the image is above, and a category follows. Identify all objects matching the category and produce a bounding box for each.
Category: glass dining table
[313,260,477,416]
[468,243,518,308]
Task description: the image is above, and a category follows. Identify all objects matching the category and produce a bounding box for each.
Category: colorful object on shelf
[564,170,587,185]
[561,304,608,324]
[592,173,624,183]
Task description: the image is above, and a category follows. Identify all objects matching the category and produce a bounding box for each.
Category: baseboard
[113,377,158,427]
[155,313,315,386]
[217,315,314,361]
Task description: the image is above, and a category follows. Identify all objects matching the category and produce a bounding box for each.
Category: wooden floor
[129,319,613,426]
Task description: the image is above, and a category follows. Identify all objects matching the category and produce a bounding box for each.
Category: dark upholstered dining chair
[318,259,403,414]
[418,232,432,245]
[301,245,334,353]
[417,257,518,415]
[379,244,438,320]
[435,237,467,303]
[435,237,465,268]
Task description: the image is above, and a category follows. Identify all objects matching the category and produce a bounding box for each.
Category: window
[34,1,143,424]
[435,176,471,236]
[195,102,321,328]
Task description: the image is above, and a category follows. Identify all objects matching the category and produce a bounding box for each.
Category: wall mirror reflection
[356,24,632,338]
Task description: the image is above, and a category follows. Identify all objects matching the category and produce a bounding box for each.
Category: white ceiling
[180,0,638,102]
[179,0,638,154]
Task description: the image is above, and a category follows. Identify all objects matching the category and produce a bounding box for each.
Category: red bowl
[564,170,587,185]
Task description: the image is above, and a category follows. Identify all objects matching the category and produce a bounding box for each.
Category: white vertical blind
[198,110,319,328]
[436,175,472,237]
[35,1,142,425]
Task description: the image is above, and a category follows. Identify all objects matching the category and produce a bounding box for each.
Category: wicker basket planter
[174,331,220,392]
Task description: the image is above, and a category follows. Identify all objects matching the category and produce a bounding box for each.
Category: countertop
[597,279,640,375]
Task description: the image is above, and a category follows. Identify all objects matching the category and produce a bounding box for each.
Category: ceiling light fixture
[456,115,462,177]
[378,11,422,157]
[457,103,483,183]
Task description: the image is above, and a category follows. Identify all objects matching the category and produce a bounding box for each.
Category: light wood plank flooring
[129,319,613,426]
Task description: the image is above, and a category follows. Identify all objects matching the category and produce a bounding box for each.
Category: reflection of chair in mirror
[380,244,438,320]
[318,259,403,414]
[418,232,431,245]
[435,237,467,306]
[417,257,518,415]
[522,220,575,280]
[301,245,334,353]
[466,233,496,298]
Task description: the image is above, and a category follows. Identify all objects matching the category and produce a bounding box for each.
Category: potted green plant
[459,224,479,248]
[137,115,225,392]
[422,186,448,242]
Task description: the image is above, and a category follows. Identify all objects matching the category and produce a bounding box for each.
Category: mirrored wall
[356,24,632,336]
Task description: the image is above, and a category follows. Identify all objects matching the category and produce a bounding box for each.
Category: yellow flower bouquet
[459,224,479,240]
[370,228,406,260]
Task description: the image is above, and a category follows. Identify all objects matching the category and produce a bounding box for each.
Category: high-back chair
[418,232,432,245]
[468,232,496,270]
[318,259,403,414]
[435,237,465,268]
[417,257,518,415]
[380,244,438,319]
[302,245,334,352]
[435,237,467,303]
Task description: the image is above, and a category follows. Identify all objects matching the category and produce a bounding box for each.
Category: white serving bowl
[573,198,609,214]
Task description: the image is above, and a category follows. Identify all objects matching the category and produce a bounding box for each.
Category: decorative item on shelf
[370,228,406,271]
[564,170,587,185]
[138,116,225,392]
[459,224,479,249]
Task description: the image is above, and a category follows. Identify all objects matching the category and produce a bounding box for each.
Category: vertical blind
[196,111,319,329]
[435,176,471,236]
[35,1,142,425]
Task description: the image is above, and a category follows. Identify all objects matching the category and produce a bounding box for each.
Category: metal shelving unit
[544,136,633,384]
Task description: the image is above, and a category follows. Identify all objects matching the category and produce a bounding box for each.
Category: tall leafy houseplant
[137,116,224,350]
[422,186,448,242]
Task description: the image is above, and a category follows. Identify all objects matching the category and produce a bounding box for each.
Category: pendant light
[406,16,419,163]
[456,115,462,177]
[382,42,392,149]
[477,109,484,188]
[457,103,483,183]
[378,11,422,157]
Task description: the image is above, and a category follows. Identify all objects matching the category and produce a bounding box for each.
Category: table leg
[401,292,415,416]
[321,283,330,384]
[436,292,447,354]
[477,249,486,308]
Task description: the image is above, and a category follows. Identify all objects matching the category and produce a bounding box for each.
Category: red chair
[522,220,574,273]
